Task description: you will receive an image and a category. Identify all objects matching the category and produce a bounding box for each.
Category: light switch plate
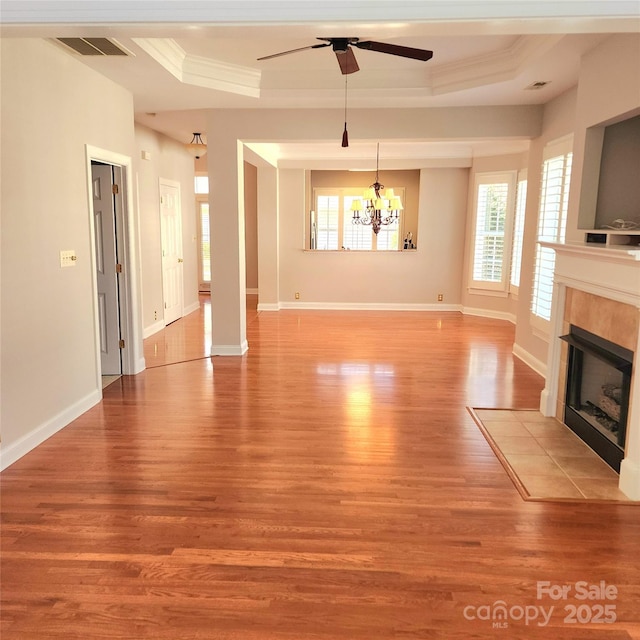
[60,250,77,268]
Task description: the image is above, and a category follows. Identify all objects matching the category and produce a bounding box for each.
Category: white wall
[0,39,137,463]
[206,105,541,345]
[134,124,199,333]
[513,35,640,373]
[277,167,468,307]
[570,33,640,237]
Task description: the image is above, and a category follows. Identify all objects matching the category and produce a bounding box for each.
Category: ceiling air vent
[56,38,129,56]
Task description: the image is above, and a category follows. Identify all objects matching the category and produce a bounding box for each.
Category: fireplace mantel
[540,240,640,500]
[540,241,640,263]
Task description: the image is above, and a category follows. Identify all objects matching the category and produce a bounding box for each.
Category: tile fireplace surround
[540,240,640,500]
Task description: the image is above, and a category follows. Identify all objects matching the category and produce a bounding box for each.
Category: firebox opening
[560,325,633,472]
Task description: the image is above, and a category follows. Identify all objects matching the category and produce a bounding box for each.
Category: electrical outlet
[438,293,444,302]
[295,292,300,300]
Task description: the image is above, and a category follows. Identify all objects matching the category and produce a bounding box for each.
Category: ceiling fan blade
[335,47,359,75]
[258,42,330,61]
[354,40,433,62]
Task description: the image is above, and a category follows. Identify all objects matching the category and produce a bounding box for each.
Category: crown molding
[132,37,185,80]
[133,38,261,98]
[183,53,261,97]
[431,34,563,95]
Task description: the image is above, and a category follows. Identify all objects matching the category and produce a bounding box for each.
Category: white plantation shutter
[375,224,399,250]
[510,176,527,290]
[472,182,508,282]
[342,195,372,250]
[316,194,339,250]
[470,172,516,292]
[314,188,403,251]
[531,139,573,322]
[200,202,211,282]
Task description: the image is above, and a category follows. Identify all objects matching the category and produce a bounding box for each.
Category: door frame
[159,177,185,324]
[85,145,145,390]
[91,161,123,375]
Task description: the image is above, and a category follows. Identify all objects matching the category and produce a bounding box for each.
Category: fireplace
[561,325,633,472]
[539,240,640,499]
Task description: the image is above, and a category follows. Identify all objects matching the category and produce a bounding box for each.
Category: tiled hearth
[540,241,640,500]
[474,409,631,501]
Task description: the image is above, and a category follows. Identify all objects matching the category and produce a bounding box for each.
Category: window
[312,188,403,251]
[199,200,210,283]
[509,173,528,291]
[469,171,517,293]
[315,194,340,250]
[194,175,209,194]
[342,195,372,250]
[531,136,573,327]
[195,174,210,291]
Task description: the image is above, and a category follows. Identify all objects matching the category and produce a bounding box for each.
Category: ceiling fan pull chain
[342,73,349,148]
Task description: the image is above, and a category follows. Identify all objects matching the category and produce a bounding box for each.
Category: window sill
[467,288,509,298]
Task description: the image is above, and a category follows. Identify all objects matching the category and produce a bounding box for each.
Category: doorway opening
[86,145,145,391]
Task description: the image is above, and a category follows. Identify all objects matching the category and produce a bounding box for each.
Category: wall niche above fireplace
[578,109,640,232]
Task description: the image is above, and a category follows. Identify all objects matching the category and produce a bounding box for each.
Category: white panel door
[160,180,184,325]
[92,163,122,375]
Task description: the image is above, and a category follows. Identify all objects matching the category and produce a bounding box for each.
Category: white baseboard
[278,302,463,311]
[619,458,640,501]
[512,343,547,378]
[211,340,249,356]
[183,301,200,315]
[462,306,516,324]
[0,388,102,471]
[143,303,199,339]
[539,387,555,416]
[143,319,165,339]
[257,302,280,311]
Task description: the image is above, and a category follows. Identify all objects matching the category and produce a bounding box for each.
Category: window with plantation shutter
[510,174,527,291]
[312,188,403,251]
[195,174,211,291]
[531,136,573,327]
[469,171,517,293]
[342,195,372,250]
[316,194,340,250]
[375,222,400,251]
[199,201,210,282]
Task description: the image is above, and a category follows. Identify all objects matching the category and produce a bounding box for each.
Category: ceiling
[2,1,638,167]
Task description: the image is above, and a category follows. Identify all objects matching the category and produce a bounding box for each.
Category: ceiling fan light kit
[258,37,433,148]
[258,37,433,75]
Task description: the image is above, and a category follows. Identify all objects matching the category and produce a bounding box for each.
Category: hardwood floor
[3,300,640,639]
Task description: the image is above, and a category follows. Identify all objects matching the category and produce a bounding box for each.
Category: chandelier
[185,132,207,159]
[350,144,403,234]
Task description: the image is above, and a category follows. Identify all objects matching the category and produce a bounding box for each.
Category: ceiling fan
[258,37,433,74]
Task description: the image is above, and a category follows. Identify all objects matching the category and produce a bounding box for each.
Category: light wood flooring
[3,297,640,639]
